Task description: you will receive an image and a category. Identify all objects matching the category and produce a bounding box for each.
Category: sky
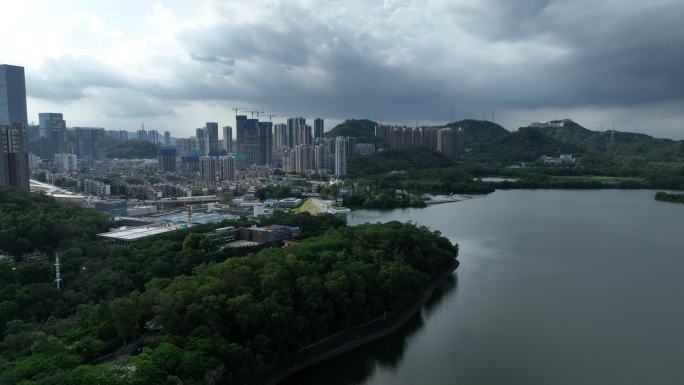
[2,0,684,139]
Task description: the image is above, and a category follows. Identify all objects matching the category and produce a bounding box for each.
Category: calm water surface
[283,190,684,385]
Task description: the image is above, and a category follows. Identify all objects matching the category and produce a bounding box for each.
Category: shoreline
[259,258,459,385]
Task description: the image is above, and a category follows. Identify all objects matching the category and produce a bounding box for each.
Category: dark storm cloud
[471,0,684,107]
[162,3,453,118]
[159,0,684,121]
[26,0,684,128]
[549,2,684,106]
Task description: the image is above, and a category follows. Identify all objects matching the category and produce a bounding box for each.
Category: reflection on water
[281,275,458,385]
[286,190,684,385]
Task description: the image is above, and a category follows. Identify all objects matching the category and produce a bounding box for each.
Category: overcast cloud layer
[2,0,684,138]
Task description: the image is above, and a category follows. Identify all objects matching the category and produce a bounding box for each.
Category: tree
[109,296,142,345]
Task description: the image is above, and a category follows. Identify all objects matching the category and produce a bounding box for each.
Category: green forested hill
[533,121,684,161]
[325,119,384,145]
[348,145,454,177]
[468,127,582,162]
[447,119,511,151]
[106,140,158,159]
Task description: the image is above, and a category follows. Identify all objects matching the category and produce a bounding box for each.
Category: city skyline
[2,1,684,139]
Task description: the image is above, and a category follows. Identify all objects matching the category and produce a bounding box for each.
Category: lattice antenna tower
[55,253,62,290]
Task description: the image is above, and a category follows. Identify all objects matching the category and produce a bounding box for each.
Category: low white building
[540,154,576,164]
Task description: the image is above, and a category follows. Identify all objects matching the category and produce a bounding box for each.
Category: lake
[282,189,684,385]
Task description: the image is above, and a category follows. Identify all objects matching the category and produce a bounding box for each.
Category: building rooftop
[151,211,237,225]
[225,240,260,248]
[98,224,182,242]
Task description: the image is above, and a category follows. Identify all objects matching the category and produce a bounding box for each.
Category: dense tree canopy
[0,187,111,256]
[533,121,684,162]
[655,191,684,204]
[325,119,384,146]
[467,127,583,162]
[348,146,454,177]
[346,147,495,200]
[0,190,456,385]
[446,119,510,151]
[106,140,159,159]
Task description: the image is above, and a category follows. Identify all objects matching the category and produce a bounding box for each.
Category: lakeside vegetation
[0,188,457,385]
[654,192,684,204]
[343,189,427,209]
[332,118,684,201]
[347,146,495,196]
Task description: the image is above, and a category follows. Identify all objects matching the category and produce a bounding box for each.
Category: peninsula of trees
[654,191,684,204]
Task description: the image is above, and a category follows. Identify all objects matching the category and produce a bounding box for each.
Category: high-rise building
[258,121,273,165]
[241,117,259,165]
[27,124,40,141]
[237,117,273,166]
[147,129,160,144]
[205,122,219,154]
[282,147,296,173]
[314,118,324,139]
[0,124,29,190]
[455,127,465,153]
[106,130,128,141]
[355,143,375,156]
[293,144,314,173]
[158,147,177,173]
[274,123,287,150]
[0,65,29,190]
[287,117,310,146]
[314,143,331,172]
[0,65,28,128]
[376,124,444,151]
[199,156,217,181]
[303,125,313,145]
[188,137,200,154]
[137,129,147,141]
[181,155,200,173]
[437,127,465,156]
[334,136,348,177]
[375,124,390,141]
[54,153,78,171]
[38,113,66,159]
[164,131,171,146]
[175,138,191,157]
[421,127,439,150]
[235,115,248,155]
[218,155,235,181]
[222,126,233,153]
[75,127,106,162]
[195,127,207,155]
[28,153,42,171]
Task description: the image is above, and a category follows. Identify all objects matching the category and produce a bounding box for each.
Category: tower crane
[246,111,264,119]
